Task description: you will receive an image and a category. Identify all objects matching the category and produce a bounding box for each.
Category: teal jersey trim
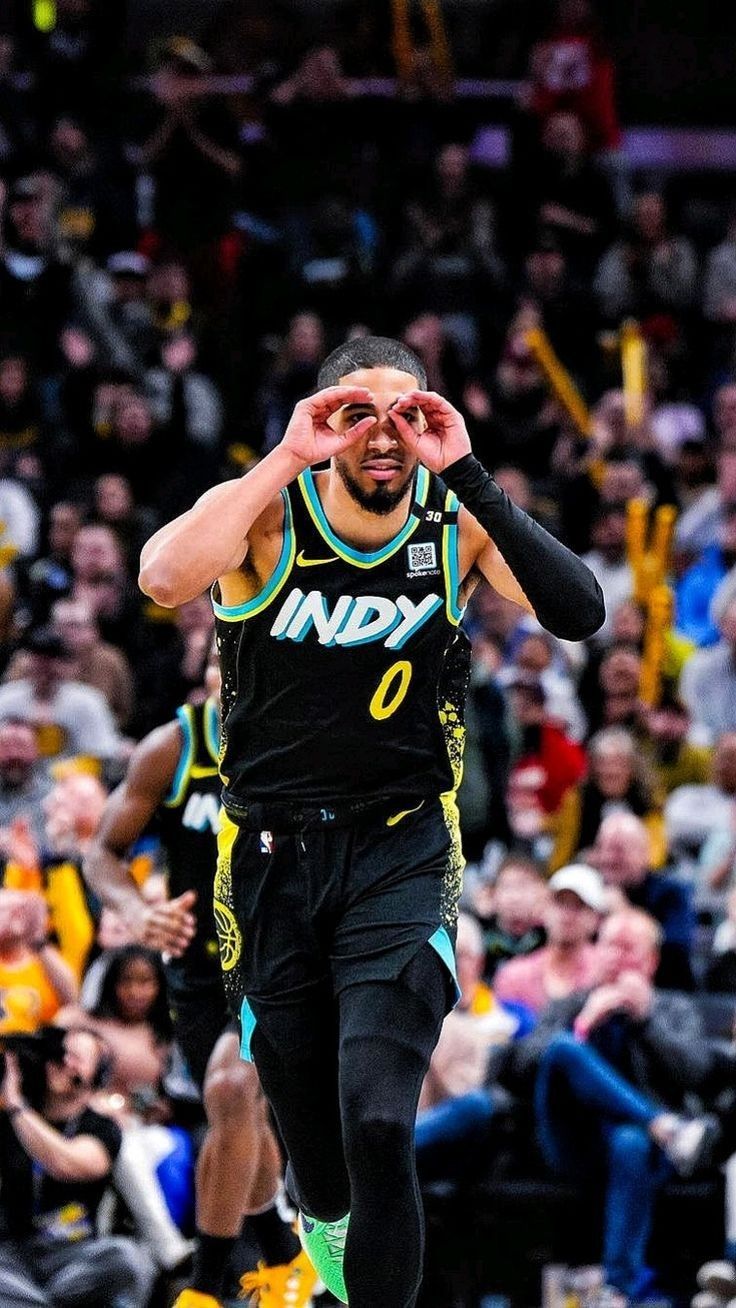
[240,997,257,1062]
[442,489,464,625]
[212,489,294,621]
[299,465,430,567]
[204,696,221,762]
[428,925,461,1006]
[163,705,195,808]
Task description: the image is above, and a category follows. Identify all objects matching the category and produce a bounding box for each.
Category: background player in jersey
[139,337,605,1308]
[84,649,315,1308]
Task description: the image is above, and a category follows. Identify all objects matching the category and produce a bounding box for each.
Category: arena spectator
[594,190,698,322]
[0,773,100,984]
[499,625,586,740]
[130,37,241,256]
[78,250,154,379]
[504,910,717,1302]
[681,596,736,740]
[526,110,613,275]
[676,448,736,559]
[581,504,634,644]
[592,812,695,989]
[0,1025,155,1307]
[0,888,76,1031]
[59,944,193,1275]
[145,331,223,449]
[641,690,712,795]
[91,474,156,571]
[584,643,643,734]
[676,501,736,647]
[550,727,666,873]
[460,630,513,854]
[703,204,736,325]
[665,732,736,906]
[525,0,622,156]
[494,863,605,1014]
[14,499,81,628]
[70,524,141,657]
[415,913,518,1182]
[8,598,134,730]
[0,174,74,369]
[0,350,43,462]
[0,626,121,764]
[51,598,133,729]
[704,888,736,991]
[259,312,325,453]
[504,675,587,845]
[0,716,52,842]
[470,855,547,981]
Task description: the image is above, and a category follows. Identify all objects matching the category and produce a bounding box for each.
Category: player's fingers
[335,415,377,444]
[302,386,373,416]
[387,408,418,443]
[173,889,198,909]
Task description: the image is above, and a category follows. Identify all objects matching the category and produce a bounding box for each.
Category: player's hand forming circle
[136,889,197,957]
[389,390,472,473]
[282,386,377,468]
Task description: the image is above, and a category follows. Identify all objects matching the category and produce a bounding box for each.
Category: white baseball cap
[548,864,607,914]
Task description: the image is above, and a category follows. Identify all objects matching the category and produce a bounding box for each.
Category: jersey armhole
[442,490,464,626]
[212,489,294,622]
[163,705,196,808]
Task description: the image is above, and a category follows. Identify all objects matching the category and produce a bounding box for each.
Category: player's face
[330,366,422,515]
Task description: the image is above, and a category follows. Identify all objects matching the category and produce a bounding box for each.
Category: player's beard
[335,457,416,516]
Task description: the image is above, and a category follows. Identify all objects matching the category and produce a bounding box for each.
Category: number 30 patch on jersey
[260,830,274,854]
[407,542,437,573]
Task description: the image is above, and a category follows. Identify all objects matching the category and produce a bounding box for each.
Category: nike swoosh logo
[296,551,339,568]
[386,801,425,827]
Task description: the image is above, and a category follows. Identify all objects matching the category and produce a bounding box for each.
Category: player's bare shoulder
[217,492,287,609]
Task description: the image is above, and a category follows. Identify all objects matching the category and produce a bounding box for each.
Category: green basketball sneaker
[297,1210,349,1303]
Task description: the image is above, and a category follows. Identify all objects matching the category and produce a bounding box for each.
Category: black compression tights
[249,946,449,1308]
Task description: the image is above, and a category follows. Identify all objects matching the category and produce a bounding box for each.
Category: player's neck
[320,467,414,550]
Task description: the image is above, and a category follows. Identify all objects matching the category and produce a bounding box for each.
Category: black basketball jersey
[214,465,471,809]
[158,697,221,982]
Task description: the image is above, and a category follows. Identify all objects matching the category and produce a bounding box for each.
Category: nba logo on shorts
[260,830,274,854]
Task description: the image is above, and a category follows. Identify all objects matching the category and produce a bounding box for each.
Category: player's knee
[204,1058,261,1124]
[347,1102,413,1162]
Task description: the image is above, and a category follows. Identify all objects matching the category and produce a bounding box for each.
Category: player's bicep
[458,510,535,615]
[475,536,536,615]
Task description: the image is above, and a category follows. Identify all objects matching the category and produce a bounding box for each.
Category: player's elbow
[551,580,606,642]
[138,559,181,608]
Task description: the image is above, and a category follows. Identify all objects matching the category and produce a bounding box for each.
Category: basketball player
[84,651,315,1308]
[139,337,604,1308]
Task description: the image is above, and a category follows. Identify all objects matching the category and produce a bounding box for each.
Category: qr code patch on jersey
[407,541,437,572]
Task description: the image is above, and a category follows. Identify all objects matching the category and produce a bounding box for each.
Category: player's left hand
[389,391,472,474]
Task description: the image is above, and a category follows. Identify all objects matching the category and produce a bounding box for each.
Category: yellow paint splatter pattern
[437,631,471,927]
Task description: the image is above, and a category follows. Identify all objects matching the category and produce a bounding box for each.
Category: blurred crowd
[0,0,735,1304]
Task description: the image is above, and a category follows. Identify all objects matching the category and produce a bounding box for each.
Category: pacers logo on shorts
[214,899,242,972]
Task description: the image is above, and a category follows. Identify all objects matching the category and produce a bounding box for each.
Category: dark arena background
[0,2,735,1306]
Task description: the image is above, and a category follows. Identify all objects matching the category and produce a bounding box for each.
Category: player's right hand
[281,386,377,467]
[137,889,197,957]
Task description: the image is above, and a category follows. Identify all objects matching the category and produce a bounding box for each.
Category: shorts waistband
[222,792,421,832]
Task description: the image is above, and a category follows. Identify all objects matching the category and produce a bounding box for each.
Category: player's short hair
[317,336,427,389]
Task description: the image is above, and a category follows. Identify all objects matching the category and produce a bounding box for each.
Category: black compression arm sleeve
[443,454,605,641]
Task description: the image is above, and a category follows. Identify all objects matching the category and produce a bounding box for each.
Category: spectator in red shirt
[525,0,621,153]
[505,675,587,845]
